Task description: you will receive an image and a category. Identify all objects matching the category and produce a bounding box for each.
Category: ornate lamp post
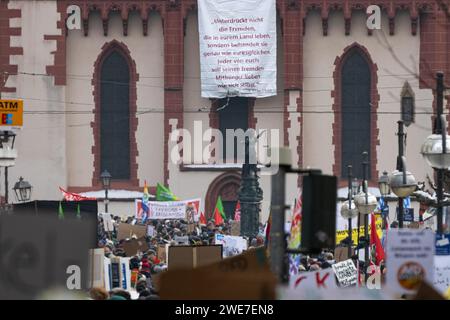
[421,72,450,234]
[239,136,263,239]
[354,152,378,280]
[340,165,358,257]
[378,171,390,229]
[100,169,112,213]
[391,121,416,228]
[13,176,32,202]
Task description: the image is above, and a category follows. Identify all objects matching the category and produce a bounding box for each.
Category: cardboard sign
[215,234,248,258]
[230,220,241,236]
[0,99,23,129]
[386,229,435,297]
[157,244,167,263]
[117,223,147,240]
[121,237,149,257]
[332,259,358,287]
[168,245,222,270]
[159,248,276,299]
[334,246,351,263]
[433,255,450,294]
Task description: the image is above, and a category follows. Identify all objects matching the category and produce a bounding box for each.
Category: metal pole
[105,188,109,213]
[270,162,288,284]
[435,72,444,234]
[347,165,353,258]
[362,151,369,281]
[5,166,8,204]
[396,120,405,228]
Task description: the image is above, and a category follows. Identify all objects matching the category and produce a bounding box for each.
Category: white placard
[135,198,201,220]
[147,225,155,237]
[434,255,450,294]
[214,234,248,257]
[101,213,114,232]
[386,229,435,297]
[198,0,277,98]
[332,259,358,287]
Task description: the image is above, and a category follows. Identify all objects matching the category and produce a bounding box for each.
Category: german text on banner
[198,0,277,98]
[135,199,201,220]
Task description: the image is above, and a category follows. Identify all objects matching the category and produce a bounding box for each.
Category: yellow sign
[336,216,383,244]
[0,99,23,128]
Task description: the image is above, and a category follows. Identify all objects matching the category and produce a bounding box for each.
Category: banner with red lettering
[198,0,277,98]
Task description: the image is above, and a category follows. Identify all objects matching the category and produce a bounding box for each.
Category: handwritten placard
[434,255,450,294]
[332,259,358,287]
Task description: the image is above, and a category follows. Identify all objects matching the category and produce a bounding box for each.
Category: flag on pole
[58,201,64,220]
[370,213,385,265]
[234,201,241,222]
[199,211,207,226]
[59,187,96,201]
[213,196,225,225]
[141,181,150,222]
[288,196,302,249]
[264,212,272,247]
[156,183,178,201]
[76,203,81,219]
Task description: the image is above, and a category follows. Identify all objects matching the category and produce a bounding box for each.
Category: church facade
[1,0,449,220]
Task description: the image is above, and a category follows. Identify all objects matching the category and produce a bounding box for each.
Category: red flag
[59,187,97,201]
[370,213,385,265]
[213,203,224,226]
[234,201,241,222]
[199,211,207,226]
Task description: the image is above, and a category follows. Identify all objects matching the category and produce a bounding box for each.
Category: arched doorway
[205,172,241,219]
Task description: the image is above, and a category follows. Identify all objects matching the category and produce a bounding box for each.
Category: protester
[89,287,109,300]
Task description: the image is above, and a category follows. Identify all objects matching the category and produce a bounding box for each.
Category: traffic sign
[0,99,23,130]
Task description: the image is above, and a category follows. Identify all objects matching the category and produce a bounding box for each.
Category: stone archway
[205,172,241,219]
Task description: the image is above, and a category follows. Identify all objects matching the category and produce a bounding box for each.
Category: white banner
[198,0,277,98]
[135,198,201,220]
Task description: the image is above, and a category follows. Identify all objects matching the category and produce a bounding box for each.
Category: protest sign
[159,248,276,299]
[157,244,167,263]
[386,229,435,297]
[288,269,338,299]
[103,257,131,292]
[135,198,201,220]
[117,223,146,240]
[197,0,277,98]
[230,220,241,236]
[214,234,248,257]
[436,234,450,255]
[121,237,149,257]
[174,235,189,245]
[100,212,114,232]
[433,255,450,294]
[147,225,155,237]
[167,245,223,270]
[332,259,358,287]
[334,246,350,263]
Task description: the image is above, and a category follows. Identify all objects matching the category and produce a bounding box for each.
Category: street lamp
[100,169,111,213]
[354,152,377,280]
[13,177,32,202]
[378,171,390,197]
[341,165,359,257]
[0,131,17,214]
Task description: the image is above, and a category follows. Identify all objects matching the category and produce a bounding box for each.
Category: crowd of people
[92,215,267,300]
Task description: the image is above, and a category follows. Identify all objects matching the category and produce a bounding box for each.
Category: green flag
[58,201,64,220]
[76,203,81,219]
[156,183,178,201]
[215,196,226,220]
